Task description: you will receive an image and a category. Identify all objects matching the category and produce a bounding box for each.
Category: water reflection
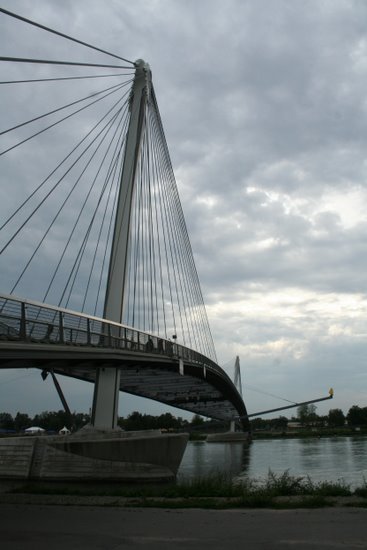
[178,441,251,480]
[178,436,367,487]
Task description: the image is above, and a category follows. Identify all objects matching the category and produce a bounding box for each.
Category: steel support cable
[245,385,297,405]
[157,134,197,351]
[149,105,196,350]
[129,133,143,327]
[57,109,129,310]
[0,56,132,70]
[153,109,192,345]
[137,132,148,330]
[101,82,161,325]
[66,142,124,311]
[141,133,149,331]
[152,94,216,360]
[160,160,192,349]
[148,103,178,338]
[0,7,135,65]
[93,143,125,317]
[127,146,138,325]
[0,82,133,233]
[62,154,124,310]
[93,149,124,316]
[166,160,209,356]
[105,121,158,326]
[0,73,132,84]
[137,133,146,330]
[0,84,131,254]
[150,96,206,346]
[142,133,151,332]
[149,107,190,346]
[146,113,160,335]
[151,99,216,360]
[44,104,129,306]
[80,109,130,313]
[148,115,177,339]
[101,130,139,323]
[165,153,210,355]
[152,120,179,340]
[141,124,159,332]
[147,129,157,335]
[126,178,137,326]
[124,131,140,327]
[64,193,114,309]
[89,150,123,316]
[148,112,168,338]
[142,128,151,331]
[11,103,125,296]
[152,112,211,360]
[145,128,155,334]
[149,126,167,337]
[150,108,174,339]
[0,79,130,137]
[149,108,190,348]
[0,79,131,158]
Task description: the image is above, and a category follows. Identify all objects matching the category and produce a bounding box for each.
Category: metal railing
[0,293,232,384]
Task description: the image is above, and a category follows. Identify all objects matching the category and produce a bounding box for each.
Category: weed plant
[11,470,365,502]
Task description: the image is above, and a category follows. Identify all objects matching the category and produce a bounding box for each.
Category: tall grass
[12,469,362,500]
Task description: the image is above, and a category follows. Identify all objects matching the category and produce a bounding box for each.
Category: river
[178,436,367,488]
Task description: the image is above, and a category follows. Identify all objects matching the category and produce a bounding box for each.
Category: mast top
[133,59,152,98]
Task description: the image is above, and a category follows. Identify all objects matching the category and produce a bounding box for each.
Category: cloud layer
[1,0,366,418]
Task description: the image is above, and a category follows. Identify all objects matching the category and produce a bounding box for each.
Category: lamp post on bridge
[91,59,151,430]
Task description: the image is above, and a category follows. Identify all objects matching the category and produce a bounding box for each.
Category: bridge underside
[0,343,249,429]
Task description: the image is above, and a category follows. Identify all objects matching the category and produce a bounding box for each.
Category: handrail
[0,293,233,384]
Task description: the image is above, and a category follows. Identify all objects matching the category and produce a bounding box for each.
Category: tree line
[0,410,195,433]
[0,404,367,433]
[251,404,367,431]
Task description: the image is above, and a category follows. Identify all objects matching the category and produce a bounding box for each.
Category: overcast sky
[1,0,367,421]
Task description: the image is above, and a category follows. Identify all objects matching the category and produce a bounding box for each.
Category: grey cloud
[1,0,367,417]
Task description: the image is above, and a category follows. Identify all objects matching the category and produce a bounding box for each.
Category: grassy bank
[251,427,367,439]
[7,470,367,509]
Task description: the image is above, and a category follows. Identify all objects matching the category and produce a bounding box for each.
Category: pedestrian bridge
[0,8,250,432]
[0,294,249,430]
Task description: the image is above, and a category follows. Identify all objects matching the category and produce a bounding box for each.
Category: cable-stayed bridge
[0,8,250,433]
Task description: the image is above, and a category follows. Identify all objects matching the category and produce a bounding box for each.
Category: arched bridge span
[0,294,249,430]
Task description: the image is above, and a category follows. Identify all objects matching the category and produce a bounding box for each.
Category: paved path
[1,504,367,549]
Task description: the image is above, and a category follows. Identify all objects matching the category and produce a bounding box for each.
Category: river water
[178,436,367,488]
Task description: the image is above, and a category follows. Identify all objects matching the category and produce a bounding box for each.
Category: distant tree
[0,412,14,430]
[328,408,345,427]
[123,411,146,431]
[191,414,205,426]
[13,412,31,432]
[271,416,288,430]
[250,418,268,431]
[177,416,189,429]
[73,412,90,431]
[159,412,179,430]
[297,404,318,425]
[347,405,367,426]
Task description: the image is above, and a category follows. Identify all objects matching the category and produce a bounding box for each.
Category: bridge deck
[0,295,249,429]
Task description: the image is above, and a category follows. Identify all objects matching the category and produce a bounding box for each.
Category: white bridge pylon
[92,60,151,429]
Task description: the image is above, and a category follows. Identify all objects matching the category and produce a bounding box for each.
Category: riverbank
[189,426,367,441]
[251,427,367,439]
[1,491,367,509]
[2,471,366,509]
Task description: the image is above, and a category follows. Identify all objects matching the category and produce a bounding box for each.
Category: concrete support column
[91,367,121,429]
[91,60,151,430]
